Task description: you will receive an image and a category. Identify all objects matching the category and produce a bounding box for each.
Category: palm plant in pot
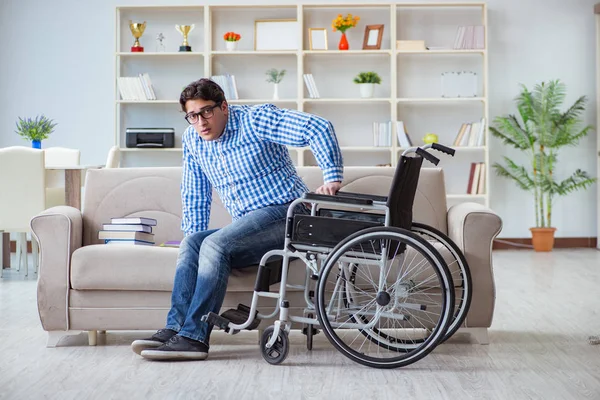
[490,80,596,251]
[15,115,57,149]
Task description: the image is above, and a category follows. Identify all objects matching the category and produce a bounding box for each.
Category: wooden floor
[1,249,599,399]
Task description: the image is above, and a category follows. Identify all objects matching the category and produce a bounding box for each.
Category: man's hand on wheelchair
[315,181,342,195]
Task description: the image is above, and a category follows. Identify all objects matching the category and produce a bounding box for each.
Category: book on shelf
[303,74,320,98]
[110,217,157,226]
[373,121,392,147]
[467,162,486,195]
[118,73,157,101]
[396,121,413,148]
[98,230,155,242]
[210,74,238,100]
[452,118,485,147]
[453,25,485,50]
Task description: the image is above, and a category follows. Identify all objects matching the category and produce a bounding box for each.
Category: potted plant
[15,115,57,149]
[353,72,381,98]
[490,80,596,252]
[331,13,360,50]
[266,68,286,100]
[223,31,241,51]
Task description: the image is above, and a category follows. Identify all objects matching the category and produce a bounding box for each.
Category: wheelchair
[202,143,472,369]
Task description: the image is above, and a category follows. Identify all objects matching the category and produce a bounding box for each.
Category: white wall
[0,0,598,238]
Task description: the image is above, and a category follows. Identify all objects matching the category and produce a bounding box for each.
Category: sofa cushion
[70,245,307,292]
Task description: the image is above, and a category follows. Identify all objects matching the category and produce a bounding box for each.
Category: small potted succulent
[353,72,381,98]
[15,115,57,149]
[223,31,241,51]
[266,68,286,100]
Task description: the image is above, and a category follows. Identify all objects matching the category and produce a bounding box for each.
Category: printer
[126,128,175,148]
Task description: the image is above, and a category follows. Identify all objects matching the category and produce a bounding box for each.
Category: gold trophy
[176,24,195,52]
[129,20,147,52]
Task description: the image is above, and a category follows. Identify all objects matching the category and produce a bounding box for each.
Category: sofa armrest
[447,202,503,328]
[30,206,83,331]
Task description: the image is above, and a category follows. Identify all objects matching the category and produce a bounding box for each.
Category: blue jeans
[165,202,307,345]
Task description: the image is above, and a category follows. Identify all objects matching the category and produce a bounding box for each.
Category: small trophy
[129,20,146,52]
[175,24,195,52]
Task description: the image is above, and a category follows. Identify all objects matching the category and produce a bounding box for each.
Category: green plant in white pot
[15,115,57,149]
[353,72,381,98]
[266,68,286,100]
[490,80,596,251]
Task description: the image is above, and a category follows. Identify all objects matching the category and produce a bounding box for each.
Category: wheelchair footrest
[201,312,231,332]
[220,304,261,331]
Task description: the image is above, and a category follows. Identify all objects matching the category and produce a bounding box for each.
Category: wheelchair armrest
[303,192,373,206]
[337,191,388,203]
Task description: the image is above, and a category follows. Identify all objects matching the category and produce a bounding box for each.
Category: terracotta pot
[529,227,557,252]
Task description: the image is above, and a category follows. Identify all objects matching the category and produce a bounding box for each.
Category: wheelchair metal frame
[203,143,462,366]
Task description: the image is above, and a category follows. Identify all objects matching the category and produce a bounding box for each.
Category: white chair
[105,146,121,168]
[44,147,81,209]
[0,147,45,277]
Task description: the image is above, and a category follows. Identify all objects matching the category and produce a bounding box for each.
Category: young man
[131,78,343,361]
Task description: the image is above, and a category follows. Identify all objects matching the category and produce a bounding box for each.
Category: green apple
[423,133,439,144]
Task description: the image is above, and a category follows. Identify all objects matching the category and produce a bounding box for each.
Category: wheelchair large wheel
[411,222,472,343]
[315,227,454,369]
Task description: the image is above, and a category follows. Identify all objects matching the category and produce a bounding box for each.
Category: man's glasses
[184,103,222,124]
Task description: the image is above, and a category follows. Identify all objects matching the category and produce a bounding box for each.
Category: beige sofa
[31,166,502,347]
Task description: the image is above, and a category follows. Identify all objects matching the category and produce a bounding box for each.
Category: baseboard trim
[493,237,597,250]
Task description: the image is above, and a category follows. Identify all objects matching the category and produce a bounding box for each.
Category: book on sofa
[104,239,155,246]
[110,217,157,226]
[159,240,181,248]
[98,230,154,242]
[101,223,153,233]
[99,216,157,245]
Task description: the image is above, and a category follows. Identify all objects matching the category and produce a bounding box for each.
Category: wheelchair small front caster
[260,326,289,365]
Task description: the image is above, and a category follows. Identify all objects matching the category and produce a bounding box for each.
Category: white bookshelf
[115,2,489,206]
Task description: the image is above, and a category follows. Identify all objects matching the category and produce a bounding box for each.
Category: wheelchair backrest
[386,156,424,230]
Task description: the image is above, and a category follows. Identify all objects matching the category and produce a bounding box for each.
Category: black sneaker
[141,335,209,361]
[131,328,178,355]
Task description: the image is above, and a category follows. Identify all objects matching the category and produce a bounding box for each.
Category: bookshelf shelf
[396,49,485,55]
[120,148,183,152]
[396,97,486,103]
[211,51,298,56]
[229,99,298,104]
[115,2,489,206]
[116,52,204,57]
[304,50,392,55]
[304,98,392,103]
[117,100,179,104]
[447,194,487,200]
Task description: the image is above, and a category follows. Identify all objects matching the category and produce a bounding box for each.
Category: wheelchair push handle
[431,143,455,156]
[420,143,456,157]
[416,147,440,166]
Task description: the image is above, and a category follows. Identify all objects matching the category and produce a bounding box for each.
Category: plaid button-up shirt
[181,104,343,235]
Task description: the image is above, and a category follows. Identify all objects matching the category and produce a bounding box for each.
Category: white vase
[273,83,279,100]
[359,83,374,98]
[225,41,237,51]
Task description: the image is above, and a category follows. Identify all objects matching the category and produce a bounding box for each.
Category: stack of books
[98,217,157,246]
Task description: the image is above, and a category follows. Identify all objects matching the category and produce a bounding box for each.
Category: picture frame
[362,24,384,50]
[254,19,299,51]
[308,28,328,50]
